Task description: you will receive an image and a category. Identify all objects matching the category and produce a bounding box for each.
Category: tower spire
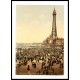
[54,6,55,11]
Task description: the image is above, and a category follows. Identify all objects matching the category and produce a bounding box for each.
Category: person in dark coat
[27,65,30,70]
[52,68,54,74]
[34,63,36,68]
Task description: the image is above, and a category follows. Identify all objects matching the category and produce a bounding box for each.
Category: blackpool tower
[43,8,58,44]
[51,8,57,40]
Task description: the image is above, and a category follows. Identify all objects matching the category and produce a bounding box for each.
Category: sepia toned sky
[16,5,64,43]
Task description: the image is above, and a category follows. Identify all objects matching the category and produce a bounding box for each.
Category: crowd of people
[16,47,64,75]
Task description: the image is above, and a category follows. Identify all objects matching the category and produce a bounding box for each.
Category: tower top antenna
[54,6,55,10]
[53,6,56,15]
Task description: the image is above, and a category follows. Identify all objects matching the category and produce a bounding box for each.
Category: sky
[16,5,64,43]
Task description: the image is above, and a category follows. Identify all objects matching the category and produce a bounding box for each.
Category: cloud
[30,20,39,25]
[23,13,32,18]
[38,14,46,19]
